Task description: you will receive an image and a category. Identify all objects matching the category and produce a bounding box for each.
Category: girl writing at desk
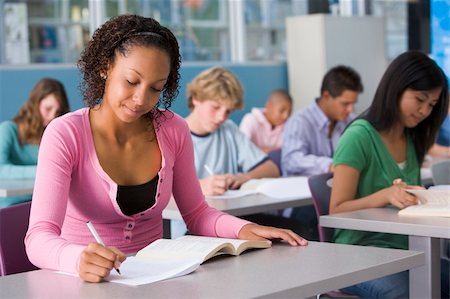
[25,15,307,283]
[329,51,449,298]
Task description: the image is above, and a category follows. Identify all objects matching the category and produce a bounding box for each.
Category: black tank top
[116,175,159,216]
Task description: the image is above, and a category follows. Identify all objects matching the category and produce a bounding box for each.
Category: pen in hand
[86,221,121,275]
[204,164,215,176]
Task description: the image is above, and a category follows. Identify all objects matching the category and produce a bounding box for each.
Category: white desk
[0,179,34,197]
[163,193,312,221]
[163,176,312,221]
[0,242,423,299]
[320,207,450,299]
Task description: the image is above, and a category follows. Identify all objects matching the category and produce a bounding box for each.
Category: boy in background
[282,65,363,177]
[185,66,280,196]
[281,65,363,240]
[239,89,293,153]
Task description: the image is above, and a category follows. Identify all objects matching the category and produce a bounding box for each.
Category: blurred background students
[280,66,363,240]
[239,89,292,153]
[282,65,363,177]
[185,66,279,196]
[0,77,70,208]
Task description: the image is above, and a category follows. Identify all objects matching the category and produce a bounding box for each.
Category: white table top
[320,207,450,239]
[163,176,312,220]
[0,242,423,299]
[0,179,34,197]
[163,193,312,220]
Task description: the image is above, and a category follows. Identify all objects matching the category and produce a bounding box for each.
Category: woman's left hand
[238,223,308,246]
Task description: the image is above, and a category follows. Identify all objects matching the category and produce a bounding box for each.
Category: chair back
[308,172,334,242]
[431,159,450,185]
[268,149,282,173]
[0,201,38,275]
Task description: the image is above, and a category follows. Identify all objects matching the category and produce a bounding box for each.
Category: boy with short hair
[185,66,280,196]
[282,65,363,176]
[281,65,363,240]
[240,89,293,153]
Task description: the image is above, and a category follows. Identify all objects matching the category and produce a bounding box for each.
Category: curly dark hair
[77,15,181,121]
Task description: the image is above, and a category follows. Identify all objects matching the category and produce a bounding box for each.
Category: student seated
[25,15,307,283]
[239,89,292,153]
[281,65,363,240]
[185,66,280,196]
[0,78,69,208]
[282,65,363,177]
[330,50,449,298]
[184,67,308,236]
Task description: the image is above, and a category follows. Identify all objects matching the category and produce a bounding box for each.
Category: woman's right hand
[79,243,126,282]
[384,179,421,209]
[199,175,232,196]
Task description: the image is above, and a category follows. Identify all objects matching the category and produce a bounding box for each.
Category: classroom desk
[162,193,313,238]
[163,192,313,221]
[164,176,312,222]
[320,207,450,299]
[0,242,423,299]
[0,179,34,197]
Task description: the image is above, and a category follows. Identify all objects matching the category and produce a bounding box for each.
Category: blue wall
[0,63,288,124]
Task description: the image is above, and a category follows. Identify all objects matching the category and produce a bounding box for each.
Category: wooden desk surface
[0,242,423,299]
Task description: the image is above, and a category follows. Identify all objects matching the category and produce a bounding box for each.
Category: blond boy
[185,66,279,196]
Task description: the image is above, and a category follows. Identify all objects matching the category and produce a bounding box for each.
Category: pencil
[86,221,121,275]
[204,164,215,176]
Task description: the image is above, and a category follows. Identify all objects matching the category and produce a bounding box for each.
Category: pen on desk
[204,164,215,176]
[86,221,121,275]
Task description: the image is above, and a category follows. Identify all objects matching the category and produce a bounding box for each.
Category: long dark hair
[360,51,449,165]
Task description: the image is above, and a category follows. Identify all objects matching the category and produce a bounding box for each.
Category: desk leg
[409,236,440,299]
[163,219,171,239]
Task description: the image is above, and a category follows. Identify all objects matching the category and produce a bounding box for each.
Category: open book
[399,187,450,217]
[106,236,271,286]
[206,176,310,200]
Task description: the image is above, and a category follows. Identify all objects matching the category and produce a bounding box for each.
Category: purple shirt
[281,100,354,176]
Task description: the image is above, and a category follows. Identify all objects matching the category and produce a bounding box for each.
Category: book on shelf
[106,235,271,286]
[206,176,310,200]
[399,187,450,217]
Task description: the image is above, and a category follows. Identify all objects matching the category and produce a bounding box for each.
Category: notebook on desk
[205,176,310,200]
[399,187,450,217]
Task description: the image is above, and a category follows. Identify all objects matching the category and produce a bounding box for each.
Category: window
[0,0,409,64]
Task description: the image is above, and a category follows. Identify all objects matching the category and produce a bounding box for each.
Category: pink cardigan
[25,108,249,274]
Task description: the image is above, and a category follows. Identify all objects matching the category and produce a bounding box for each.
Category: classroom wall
[0,63,288,124]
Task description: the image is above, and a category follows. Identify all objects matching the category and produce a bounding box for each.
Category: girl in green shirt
[330,51,449,298]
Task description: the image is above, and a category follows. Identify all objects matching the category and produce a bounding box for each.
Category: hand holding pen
[201,165,232,196]
[78,221,126,283]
